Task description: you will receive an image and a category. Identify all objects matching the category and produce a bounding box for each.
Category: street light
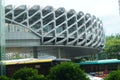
[118,0,120,14]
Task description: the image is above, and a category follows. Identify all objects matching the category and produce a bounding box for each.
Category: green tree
[104,70,120,80]
[104,34,120,59]
[12,67,39,80]
[47,62,90,80]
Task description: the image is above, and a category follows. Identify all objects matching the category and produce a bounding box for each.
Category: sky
[4,0,120,36]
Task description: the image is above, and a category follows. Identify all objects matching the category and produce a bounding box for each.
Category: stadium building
[5,5,105,59]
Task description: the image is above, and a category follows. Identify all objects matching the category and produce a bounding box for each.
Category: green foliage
[12,67,38,80]
[27,74,46,80]
[47,62,90,80]
[105,34,120,53]
[104,70,120,80]
[0,76,13,80]
[104,34,120,59]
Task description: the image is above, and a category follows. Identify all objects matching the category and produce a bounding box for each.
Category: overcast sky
[4,0,120,36]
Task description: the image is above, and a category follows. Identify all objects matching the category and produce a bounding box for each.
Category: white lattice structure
[5,5,105,58]
[5,5,105,48]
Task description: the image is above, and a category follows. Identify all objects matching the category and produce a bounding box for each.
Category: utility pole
[0,0,6,75]
[118,0,120,14]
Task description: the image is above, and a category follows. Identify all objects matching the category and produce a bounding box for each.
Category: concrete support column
[95,53,99,60]
[33,47,38,58]
[58,48,61,58]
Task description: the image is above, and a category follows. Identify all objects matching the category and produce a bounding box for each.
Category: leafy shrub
[0,76,13,80]
[12,67,38,80]
[104,70,120,80]
[47,62,90,80]
[27,74,46,80]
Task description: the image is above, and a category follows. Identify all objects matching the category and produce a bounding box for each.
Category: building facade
[5,5,105,59]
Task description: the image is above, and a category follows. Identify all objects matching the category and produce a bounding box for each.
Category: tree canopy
[104,34,120,59]
[47,62,90,80]
[104,34,120,53]
[104,70,120,80]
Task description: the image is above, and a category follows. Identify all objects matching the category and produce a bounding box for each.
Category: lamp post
[0,0,6,75]
[118,0,120,59]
